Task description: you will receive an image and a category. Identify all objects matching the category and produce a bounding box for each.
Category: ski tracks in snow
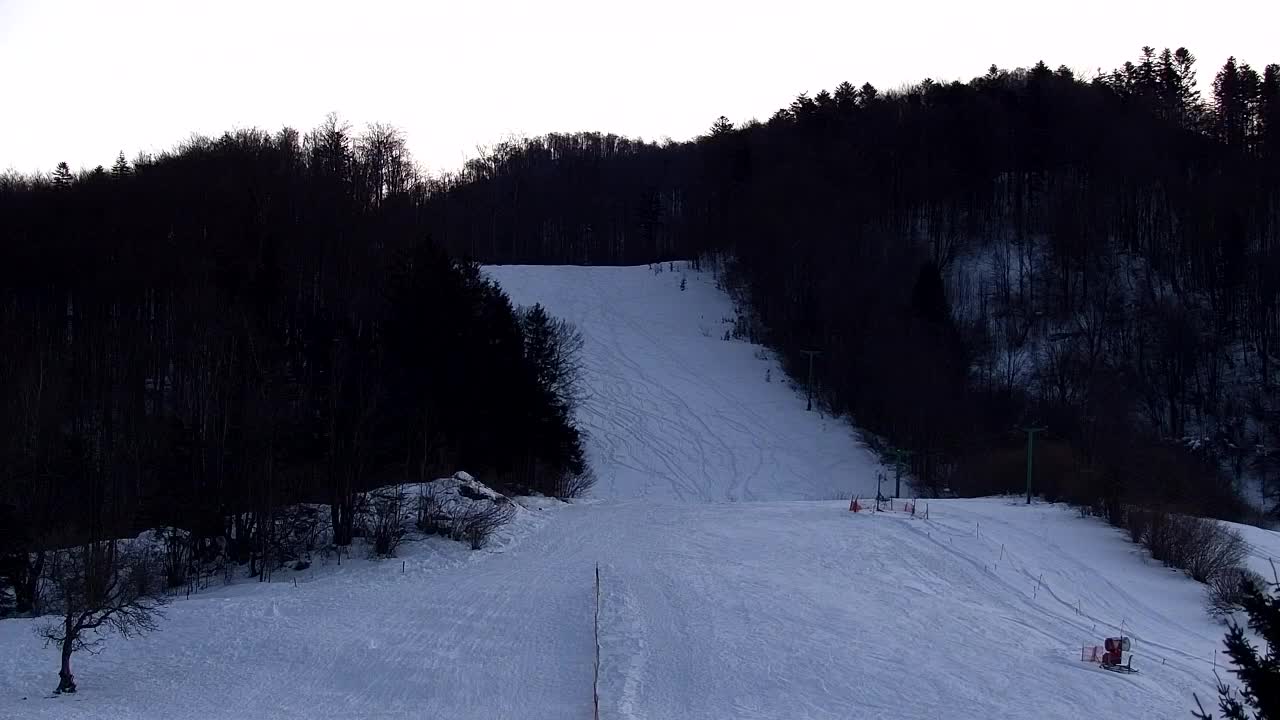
[486,264,884,503]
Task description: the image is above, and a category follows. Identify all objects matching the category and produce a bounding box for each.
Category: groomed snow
[484,264,884,501]
[2,263,1278,720]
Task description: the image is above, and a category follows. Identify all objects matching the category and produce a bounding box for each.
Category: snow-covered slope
[485,264,884,501]
[5,498,1276,720]
[595,499,1279,720]
[2,264,1278,720]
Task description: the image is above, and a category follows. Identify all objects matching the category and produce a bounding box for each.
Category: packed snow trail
[485,264,882,502]
[3,264,1278,720]
[5,499,1273,720]
[595,499,1280,720]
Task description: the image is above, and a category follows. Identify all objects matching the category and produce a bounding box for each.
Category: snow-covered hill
[1,264,1277,720]
[485,263,884,501]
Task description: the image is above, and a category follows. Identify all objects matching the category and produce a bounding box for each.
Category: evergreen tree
[980,64,1003,90]
[1261,65,1280,158]
[1193,579,1279,719]
[1157,48,1182,122]
[1240,64,1264,152]
[111,152,130,179]
[51,161,73,189]
[834,81,858,112]
[709,116,734,137]
[1174,48,1203,127]
[789,92,815,119]
[1136,46,1158,99]
[1216,57,1246,148]
[1119,61,1139,96]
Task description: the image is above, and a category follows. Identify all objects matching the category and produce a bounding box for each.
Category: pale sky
[1,0,1275,177]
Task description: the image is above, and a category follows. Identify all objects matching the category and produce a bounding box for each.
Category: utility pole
[800,349,821,411]
[892,448,913,498]
[1022,426,1046,505]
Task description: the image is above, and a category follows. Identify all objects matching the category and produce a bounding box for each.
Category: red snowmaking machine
[1082,636,1136,674]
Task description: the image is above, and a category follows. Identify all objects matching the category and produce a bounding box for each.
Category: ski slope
[2,264,1278,720]
[485,264,882,501]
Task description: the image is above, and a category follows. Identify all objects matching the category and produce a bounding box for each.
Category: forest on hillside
[419,48,1280,521]
[0,121,591,617]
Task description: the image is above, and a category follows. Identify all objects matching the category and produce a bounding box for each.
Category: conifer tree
[1174,48,1203,127]
[834,81,857,112]
[1136,46,1158,98]
[1193,580,1279,719]
[1261,65,1280,157]
[111,152,130,179]
[52,162,73,189]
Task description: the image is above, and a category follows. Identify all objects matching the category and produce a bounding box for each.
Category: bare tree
[356,123,413,208]
[415,481,516,550]
[453,499,516,550]
[304,112,352,181]
[367,484,408,558]
[36,540,166,694]
[548,316,586,414]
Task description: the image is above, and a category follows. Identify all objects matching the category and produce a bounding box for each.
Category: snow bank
[415,472,520,550]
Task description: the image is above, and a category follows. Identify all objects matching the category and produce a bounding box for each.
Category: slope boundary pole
[594,562,601,720]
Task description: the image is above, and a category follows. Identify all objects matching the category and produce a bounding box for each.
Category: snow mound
[429,471,508,505]
[415,472,520,550]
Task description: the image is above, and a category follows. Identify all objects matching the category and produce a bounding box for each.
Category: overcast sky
[1,0,1275,176]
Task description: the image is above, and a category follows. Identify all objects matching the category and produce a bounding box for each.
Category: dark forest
[0,118,590,617]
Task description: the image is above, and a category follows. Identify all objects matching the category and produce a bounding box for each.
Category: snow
[3,263,1279,720]
[484,263,885,501]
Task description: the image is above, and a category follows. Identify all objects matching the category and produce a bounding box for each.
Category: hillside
[1,264,1277,720]
[413,51,1280,515]
[484,264,883,501]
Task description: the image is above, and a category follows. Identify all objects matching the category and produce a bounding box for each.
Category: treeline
[418,49,1280,519]
[699,50,1280,520]
[422,132,701,264]
[0,118,589,614]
